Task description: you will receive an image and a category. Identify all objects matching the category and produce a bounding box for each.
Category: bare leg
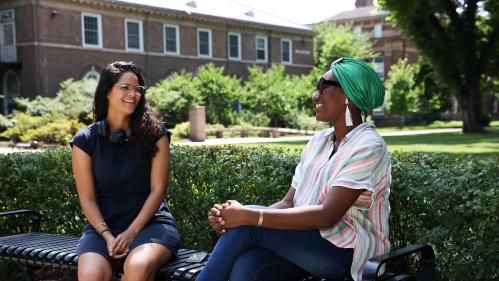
[121,243,172,281]
[78,252,113,281]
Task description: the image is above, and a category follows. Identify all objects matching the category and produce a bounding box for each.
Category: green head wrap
[324,57,385,113]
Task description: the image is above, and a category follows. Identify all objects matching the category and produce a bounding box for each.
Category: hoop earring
[345,98,353,127]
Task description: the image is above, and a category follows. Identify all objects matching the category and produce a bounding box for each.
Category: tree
[241,65,291,127]
[147,71,200,128]
[384,59,418,118]
[378,0,499,132]
[194,63,241,126]
[312,22,377,70]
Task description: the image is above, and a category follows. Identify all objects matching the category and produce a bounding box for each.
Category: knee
[78,265,112,281]
[123,259,156,281]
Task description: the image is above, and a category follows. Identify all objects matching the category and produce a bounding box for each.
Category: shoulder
[350,122,385,149]
[69,123,100,156]
[309,127,333,145]
[73,123,99,142]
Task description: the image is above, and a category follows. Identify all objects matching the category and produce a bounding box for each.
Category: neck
[106,113,130,132]
[332,113,363,143]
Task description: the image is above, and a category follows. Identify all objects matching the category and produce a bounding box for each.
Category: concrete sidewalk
[0,128,463,153]
[176,128,462,146]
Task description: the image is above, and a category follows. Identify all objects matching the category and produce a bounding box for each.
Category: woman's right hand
[207,203,228,235]
[102,232,127,259]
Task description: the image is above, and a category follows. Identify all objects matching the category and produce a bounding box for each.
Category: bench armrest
[362,244,435,281]
[0,209,43,232]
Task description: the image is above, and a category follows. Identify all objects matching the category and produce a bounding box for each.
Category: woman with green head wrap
[198,58,392,281]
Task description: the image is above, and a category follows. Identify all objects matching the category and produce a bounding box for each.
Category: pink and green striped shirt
[291,122,391,281]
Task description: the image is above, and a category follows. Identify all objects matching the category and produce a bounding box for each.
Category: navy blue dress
[70,123,181,259]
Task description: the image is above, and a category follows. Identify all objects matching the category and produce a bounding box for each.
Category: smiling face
[106,72,142,118]
[313,77,347,124]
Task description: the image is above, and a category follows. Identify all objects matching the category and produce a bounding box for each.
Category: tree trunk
[458,86,484,133]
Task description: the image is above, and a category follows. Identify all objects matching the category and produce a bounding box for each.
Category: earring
[345,98,353,126]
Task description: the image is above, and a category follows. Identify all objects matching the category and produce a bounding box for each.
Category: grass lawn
[241,129,499,157]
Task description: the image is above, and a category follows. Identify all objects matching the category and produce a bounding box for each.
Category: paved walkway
[176,128,462,146]
[0,128,463,153]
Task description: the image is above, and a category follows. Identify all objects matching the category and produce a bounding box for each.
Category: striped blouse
[291,122,391,281]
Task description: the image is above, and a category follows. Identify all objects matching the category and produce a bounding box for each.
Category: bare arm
[72,146,116,248]
[221,186,364,230]
[208,186,296,233]
[268,186,295,209]
[111,136,170,254]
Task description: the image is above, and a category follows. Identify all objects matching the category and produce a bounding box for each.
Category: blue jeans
[196,225,353,281]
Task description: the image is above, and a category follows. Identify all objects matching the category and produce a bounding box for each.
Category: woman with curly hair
[70,61,180,281]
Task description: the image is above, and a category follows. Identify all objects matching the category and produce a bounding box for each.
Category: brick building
[325,0,419,80]
[0,0,314,114]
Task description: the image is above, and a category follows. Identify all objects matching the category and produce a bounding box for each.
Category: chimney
[355,0,374,8]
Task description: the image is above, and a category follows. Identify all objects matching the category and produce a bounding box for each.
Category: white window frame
[197,28,212,58]
[374,23,382,38]
[255,36,267,62]
[281,38,292,64]
[227,32,241,60]
[83,70,100,80]
[164,24,180,55]
[125,19,143,52]
[81,13,102,48]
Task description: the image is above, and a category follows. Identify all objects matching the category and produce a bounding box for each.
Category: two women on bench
[197,57,391,281]
[70,57,390,281]
[71,61,180,281]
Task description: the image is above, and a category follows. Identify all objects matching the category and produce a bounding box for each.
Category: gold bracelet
[257,209,264,227]
[100,228,110,235]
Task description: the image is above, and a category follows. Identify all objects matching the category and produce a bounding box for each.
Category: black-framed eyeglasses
[114,84,146,95]
[316,78,341,94]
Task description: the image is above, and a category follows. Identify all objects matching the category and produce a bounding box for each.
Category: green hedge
[0,147,497,281]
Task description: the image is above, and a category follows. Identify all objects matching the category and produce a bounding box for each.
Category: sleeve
[69,126,95,156]
[329,138,384,193]
[291,147,307,189]
[161,125,172,144]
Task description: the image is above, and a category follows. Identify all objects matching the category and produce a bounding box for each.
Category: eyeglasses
[114,84,146,95]
[316,78,341,94]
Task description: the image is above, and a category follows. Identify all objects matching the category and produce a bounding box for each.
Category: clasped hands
[207,200,246,235]
[102,229,137,259]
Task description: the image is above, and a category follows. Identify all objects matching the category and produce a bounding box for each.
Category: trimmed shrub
[147,71,200,128]
[0,148,497,280]
[0,112,84,144]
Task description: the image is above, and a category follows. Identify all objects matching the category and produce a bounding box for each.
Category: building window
[81,13,102,48]
[2,71,19,114]
[228,32,241,60]
[373,56,385,80]
[353,25,362,35]
[125,19,143,51]
[164,24,179,55]
[374,23,382,38]
[197,28,212,57]
[255,36,267,62]
[0,10,16,62]
[281,39,292,64]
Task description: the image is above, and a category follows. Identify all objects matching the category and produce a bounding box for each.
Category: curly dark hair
[93,61,164,163]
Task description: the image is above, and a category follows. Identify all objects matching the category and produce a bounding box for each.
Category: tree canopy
[312,22,376,70]
[379,0,499,132]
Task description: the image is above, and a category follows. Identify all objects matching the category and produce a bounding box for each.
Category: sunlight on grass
[242,129,499,157]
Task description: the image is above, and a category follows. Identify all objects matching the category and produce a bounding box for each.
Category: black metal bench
[0,209,435,281]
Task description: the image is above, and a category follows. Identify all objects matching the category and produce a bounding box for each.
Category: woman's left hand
[219,200,248,228]
[110,229,136,258]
